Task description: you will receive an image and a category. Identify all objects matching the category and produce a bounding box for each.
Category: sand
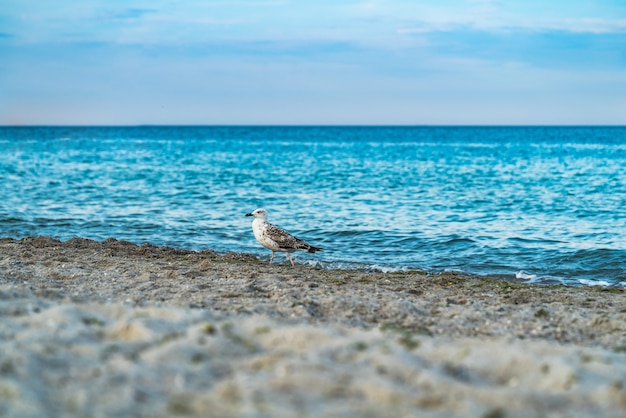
[0,236,625,417]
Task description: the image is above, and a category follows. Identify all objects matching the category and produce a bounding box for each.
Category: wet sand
[1,236,625,417]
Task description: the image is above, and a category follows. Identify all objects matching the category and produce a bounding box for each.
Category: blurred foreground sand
[1,237,625,417]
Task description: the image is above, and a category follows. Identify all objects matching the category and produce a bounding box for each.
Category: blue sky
[1,0,625,125]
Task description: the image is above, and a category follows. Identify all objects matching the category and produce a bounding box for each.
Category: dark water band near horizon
[1,126,625,287]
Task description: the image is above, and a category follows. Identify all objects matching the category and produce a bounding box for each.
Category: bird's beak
[245,213,253,217]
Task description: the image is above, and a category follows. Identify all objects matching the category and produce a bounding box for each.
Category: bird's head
[245,208,268,220]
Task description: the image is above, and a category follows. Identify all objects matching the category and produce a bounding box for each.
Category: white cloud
[396,15,626,35]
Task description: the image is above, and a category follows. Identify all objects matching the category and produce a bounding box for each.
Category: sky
[1,0,625,125]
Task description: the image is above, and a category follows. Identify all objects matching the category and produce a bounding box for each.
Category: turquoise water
[1,126,625,287]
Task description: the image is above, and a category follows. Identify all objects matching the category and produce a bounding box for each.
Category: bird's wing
[265,223,310,250]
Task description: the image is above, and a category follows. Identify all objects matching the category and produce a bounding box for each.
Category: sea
[1,126,625,288]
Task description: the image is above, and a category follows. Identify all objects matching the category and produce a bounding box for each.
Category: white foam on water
[578,279,613,287]
[515,271,538,281]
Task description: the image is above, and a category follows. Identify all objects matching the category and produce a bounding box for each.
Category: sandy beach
[0,236,625,417]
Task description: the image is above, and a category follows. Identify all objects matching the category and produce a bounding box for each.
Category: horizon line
[1,124,625,128]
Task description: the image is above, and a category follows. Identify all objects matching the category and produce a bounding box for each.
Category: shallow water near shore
[1,126,625,287]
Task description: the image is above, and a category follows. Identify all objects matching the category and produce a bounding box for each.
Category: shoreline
[1,236,625,417]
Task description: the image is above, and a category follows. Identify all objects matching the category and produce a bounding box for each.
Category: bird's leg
[285,252,295,267]
[269,251,275,264]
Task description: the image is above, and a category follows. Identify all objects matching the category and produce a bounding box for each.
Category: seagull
[245,208,322,267]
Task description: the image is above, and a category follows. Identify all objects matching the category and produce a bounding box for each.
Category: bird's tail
[307,245,322,253]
